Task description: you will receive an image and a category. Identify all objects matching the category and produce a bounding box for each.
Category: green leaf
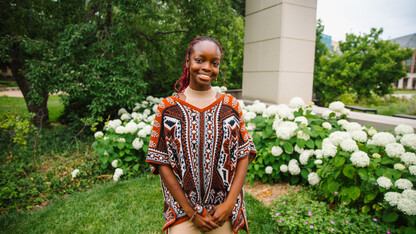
[405,227,416,234]
[301,169,309,179]
[251,116,265,123]
[305,139,314,149]
[120,151,125,157]
[333,156,345,167]
[91,141,98,148]
[133,164,139,171]
[364,192,378,203]
[376,168,386,177]
[328,180,339,193]
[357,169,368,180]
[349,186,361,200]
[254,164,259,171]
[296,139,306,148]
[125,156,133,162]
[362,205,370,213]
[343,165,355,179]
[315,139,322,149]
[283,141,293,154]
[262,126,273,139]
[380,157,393,165]
[383,211,399,223]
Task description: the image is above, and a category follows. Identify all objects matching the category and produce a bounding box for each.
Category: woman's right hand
[192,213,219,233]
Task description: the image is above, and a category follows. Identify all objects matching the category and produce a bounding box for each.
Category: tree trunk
[9,42,49,126]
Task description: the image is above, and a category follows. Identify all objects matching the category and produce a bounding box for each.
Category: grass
[0,95,64,122]
[393,89,416,94]
[0,175,276,233]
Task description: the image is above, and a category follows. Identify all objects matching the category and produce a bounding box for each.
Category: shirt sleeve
[235,98,257,163]
[146,98,171,175]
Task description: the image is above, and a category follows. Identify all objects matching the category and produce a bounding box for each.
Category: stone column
[242,0,317,104]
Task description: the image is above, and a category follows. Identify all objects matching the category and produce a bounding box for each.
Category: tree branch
[134,28,189,41]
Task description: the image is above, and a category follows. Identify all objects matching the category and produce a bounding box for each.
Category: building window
[403,77,409,88]
[413,52,416,73]
[405,58,412,73]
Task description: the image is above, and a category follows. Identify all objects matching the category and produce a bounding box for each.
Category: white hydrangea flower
[328,101,345,112]
[106,119,122,130]
[276,104,294,119]
[147,114,155,122]
[350,130,368,143]
[115,126,127,134]
[137,122,147,129]
[120,113,131,121]
[322,122,332,130]
[340,108,351,115]
[322,138,338,157]
[385,143,405,158]
[263,105,279,118]
[384,192,402,206]
[397,198,416,215]
[271,146,283,156]
[395,124,414,135]
[133,105,141,112]
[337,119,349,127]
[280,164,288,173]
[308,172,320,186]
[288,159,301,175]
[94,131,104,138]
[243,111,256,122]
[343,122,362,132]
[395,179,413,190]
[272,117,282,131]
[275,121,298,140]
[372,153,381,158]
[248,102,267,114]
[111,160,118,168]
[299,150,314,165]
[238,99,245,108]
[314,149,323,159]
[71,169,80,178]
[146,95,155,103]
[220,86,227,92]
[367,127,377,136]
[409,165,416,175]
[377,176,393,189]
[247,123,256,131]
[143,109,151,116]
[294,116,308,127]
[104,150,109,156]
[402,189,416,200]
[340,138,359,152]
[400,152,416,166]
[296,130,310,141]
[118,108,128,116]
[314,159,323,165]
[140,100,149,108]
[370,132,396,147]
[394,163,406,171]
[113,168,123,182]
[401,134,416,150]
[289,97,305,109]
[321,110,335,119]
[117,138,126,143]
[329,131,351,146]
[152,104,158,113]
[350,151,370,167]
[294,145,304,154]
[265,166,273,174]
[132,138,144,150]
[125,121,139,134]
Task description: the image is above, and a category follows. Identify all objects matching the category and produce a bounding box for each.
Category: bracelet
[189,210,198,221]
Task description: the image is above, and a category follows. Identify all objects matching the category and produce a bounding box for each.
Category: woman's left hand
[209,202,233,226]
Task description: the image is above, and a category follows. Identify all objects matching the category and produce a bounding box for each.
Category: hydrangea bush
[91,96,164,178]
[241,97,416,231]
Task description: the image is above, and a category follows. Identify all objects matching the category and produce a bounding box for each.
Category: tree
[314,28,413,106]
[0,0,85,126]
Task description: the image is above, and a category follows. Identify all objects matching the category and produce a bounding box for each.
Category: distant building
[391,33,416,89]
[321,33,333,51]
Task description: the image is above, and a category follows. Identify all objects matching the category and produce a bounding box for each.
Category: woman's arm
[158,165,218,232]
[209,156,249,226]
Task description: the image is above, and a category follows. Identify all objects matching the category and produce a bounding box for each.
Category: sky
[316,0,416,42]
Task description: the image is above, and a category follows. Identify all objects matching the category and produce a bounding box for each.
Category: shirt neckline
[172,94,226,112]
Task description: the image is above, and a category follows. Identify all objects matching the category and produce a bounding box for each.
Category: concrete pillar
[242,0,317,104]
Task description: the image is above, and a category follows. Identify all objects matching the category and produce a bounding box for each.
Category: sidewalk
[0,90,23,97]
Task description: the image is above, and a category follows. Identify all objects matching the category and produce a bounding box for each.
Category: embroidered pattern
[146,94,256,233]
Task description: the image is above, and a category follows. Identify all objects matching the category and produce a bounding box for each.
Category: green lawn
[393,89,416,94]
[0,95,64,122]
[0,175,276,233]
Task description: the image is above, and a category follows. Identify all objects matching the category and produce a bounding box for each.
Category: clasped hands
[191,203,233,233]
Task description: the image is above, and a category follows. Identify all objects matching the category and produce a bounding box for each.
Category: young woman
[146,36,256,234]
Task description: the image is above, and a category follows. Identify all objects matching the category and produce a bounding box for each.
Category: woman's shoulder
[221,94,243,113]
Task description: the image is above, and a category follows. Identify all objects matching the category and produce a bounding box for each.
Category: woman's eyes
[195,58,219,66]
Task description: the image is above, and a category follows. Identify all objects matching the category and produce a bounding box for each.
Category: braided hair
[174,36,226,93]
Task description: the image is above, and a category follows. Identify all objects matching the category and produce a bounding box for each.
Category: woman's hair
[174,36,225,93]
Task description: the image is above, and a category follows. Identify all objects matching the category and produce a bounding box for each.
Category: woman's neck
[183,86,217,108]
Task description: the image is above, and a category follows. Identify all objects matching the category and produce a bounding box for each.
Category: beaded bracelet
[189,210,198,222]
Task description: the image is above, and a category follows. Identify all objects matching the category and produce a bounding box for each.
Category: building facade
[391,33,416,89]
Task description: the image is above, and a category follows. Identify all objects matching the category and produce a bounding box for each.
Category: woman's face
[187,40,221,91]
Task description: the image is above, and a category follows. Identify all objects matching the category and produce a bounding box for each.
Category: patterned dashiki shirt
[146,94,257,233]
